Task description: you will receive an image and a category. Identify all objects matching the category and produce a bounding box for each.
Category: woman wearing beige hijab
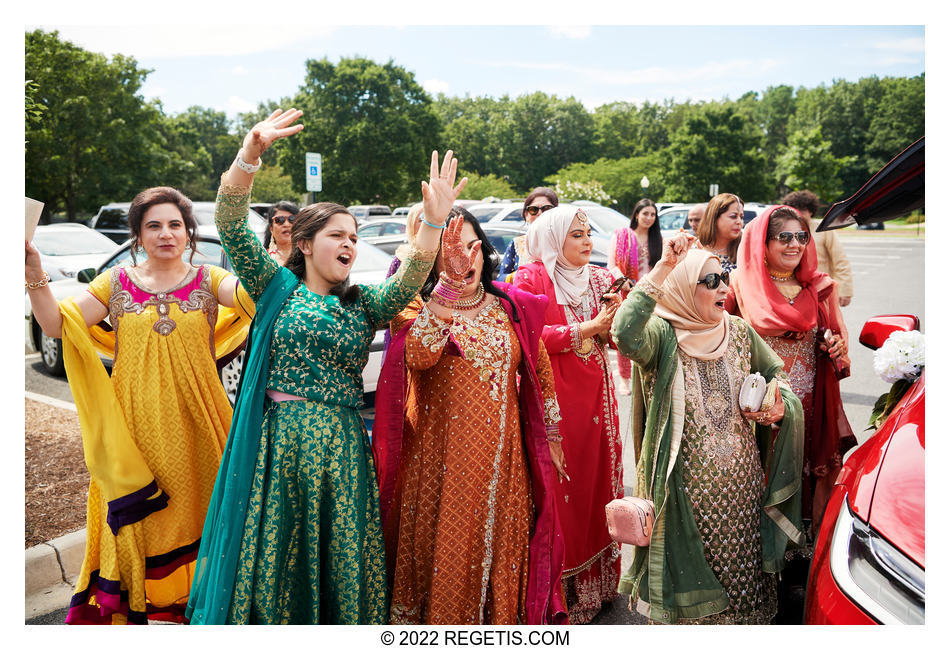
[611,233,805,625]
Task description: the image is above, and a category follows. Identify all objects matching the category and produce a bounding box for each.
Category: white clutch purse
[738,372,777,412]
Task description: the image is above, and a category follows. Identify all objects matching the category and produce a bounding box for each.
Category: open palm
[243,109,304,160]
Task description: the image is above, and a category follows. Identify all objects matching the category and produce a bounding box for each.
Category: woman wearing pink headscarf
[725,205,856,534]
[512,205,624,624]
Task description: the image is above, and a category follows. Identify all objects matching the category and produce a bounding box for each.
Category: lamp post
[640,175,650,198]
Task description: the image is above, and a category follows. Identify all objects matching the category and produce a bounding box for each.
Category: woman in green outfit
[186,109,467,624]
[610,232,806,624]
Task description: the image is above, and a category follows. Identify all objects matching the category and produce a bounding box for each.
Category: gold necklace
[769,269,795,281]
[455,284,486,310]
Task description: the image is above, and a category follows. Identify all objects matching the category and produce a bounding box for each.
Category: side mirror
[859,314,920,350]
[77,268,96,284]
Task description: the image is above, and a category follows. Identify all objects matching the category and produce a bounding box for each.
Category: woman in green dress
[611,232,805,624]
[186,109,466,624]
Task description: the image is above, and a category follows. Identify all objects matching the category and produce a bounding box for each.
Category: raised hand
[421,150,467,227]
[25,240,45,281]
[658,231,695,269]
[440,216,481,281]
[242,108,304,161]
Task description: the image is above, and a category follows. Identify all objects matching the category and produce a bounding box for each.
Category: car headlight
[829,496,925,624]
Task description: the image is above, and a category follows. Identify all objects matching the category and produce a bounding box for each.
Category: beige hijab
[653,248,731,360]
[524,205,591,307]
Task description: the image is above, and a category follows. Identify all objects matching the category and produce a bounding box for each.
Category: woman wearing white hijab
[512,205,624,624]
[611,232,805,625]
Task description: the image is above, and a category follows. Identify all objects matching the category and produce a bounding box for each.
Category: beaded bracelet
[421,215,447,230]
[25,272,50,290]
[431,273,464,309]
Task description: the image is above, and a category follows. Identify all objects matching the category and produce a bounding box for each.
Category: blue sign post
[306,153,322,193]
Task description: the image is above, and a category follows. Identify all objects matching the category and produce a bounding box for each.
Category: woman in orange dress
[373,208,568,625]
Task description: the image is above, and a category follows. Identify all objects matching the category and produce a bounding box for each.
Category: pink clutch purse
[605,496,655,546]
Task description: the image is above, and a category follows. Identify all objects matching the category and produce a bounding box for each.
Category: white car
[91,201,268,244]
[26,227,392,405]
[31,223,119,281]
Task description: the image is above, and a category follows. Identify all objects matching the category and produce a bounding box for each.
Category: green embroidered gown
[214,184,435,623]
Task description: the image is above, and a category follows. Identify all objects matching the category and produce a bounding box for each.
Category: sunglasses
[773,230,809,245]
[696,271,730,290]
[272,215,296,225]
[524,204,555,217]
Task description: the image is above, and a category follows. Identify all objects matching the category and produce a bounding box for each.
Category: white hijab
[525,205,591,307]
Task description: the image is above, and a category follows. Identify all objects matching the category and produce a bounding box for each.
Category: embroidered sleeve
[405,303,452,370]
[536,344,562,428]
[214,179,277,301]
[361,245,437,329]
[611,289,666,372]
[540,322,577,355]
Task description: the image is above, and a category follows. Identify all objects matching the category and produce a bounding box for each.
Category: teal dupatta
[186,267,300,624]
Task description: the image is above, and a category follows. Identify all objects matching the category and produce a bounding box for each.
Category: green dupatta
[612,289,805,623]
[186,266,300,624]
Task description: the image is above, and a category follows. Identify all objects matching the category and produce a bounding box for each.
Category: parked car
[348,204,392,221]
[657,204,696,237]
[483,201,627,242]
[805,137,925,625]
[30,223,119,282]
[392,206,411,217]
[91,201,268,244]
[25,228,393,404]
[357,218,408,256]
[467,201,513,223]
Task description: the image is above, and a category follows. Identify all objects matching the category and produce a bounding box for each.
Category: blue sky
[31,24,925,120]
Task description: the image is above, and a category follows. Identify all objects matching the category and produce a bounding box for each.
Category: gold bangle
[25,272,50,290]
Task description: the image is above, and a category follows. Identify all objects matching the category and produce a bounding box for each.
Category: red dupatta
[729,206,856,498]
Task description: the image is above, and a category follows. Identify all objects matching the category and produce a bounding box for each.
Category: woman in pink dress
[512,205,624,624]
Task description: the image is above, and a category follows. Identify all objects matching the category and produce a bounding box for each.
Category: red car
[805,138,925,624]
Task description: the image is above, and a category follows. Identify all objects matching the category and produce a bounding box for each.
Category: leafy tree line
[26,29,923,222]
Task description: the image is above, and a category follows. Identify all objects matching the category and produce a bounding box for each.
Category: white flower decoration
[872,330,925,384]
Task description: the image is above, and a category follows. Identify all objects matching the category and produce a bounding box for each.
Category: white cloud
[423,78,450,95]
[226,95,257,114]
[232,65,249,76]
[474,58,780,87]
[547,25,591,39]
[873,37,925,53]
[33,25,337,59]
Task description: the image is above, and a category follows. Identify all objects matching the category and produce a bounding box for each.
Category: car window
[501,208,523,222]
[659,210,687,230]
[743,210,757,224]
[583,207,629,234]
[95,208,128,230]
[368,207,392,216]
[33,229,117,255]
[483,229,520,254]
[358,223,385,237]
[470,206,502,222]
[382,223,407,235]
[100,241,225,272]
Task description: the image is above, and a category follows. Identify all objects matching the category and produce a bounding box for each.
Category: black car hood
[817,137,924,231]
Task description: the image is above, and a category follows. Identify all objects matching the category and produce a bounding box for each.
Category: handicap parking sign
[305,153,322,192]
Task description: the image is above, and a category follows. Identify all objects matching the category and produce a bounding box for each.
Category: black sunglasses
[773,230,809,245]
[696,271,730,290]
[524,204,555,217]
[272,215,296,225]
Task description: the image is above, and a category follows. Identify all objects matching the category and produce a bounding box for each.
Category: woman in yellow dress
[25,186,252,624]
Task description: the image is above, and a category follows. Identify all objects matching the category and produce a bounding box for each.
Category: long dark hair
[127,186,198,265]
[629,198,662,266]
[263,200,300,250]
[420,207,520,322]
[284,202,360,303]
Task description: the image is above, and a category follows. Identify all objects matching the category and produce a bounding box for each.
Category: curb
[25,528,86,595]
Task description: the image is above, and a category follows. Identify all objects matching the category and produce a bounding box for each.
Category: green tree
[774,125,856,202]
[279,57,441,206]
[25,29,170,221]
[544,153,666,214]
[250,163,299,203]
[160,106,241,200]
[456,170,517,201]
[435,94,510,178]
[664,103,770,202]
[866,75,925,171]
[25,80,46,150]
